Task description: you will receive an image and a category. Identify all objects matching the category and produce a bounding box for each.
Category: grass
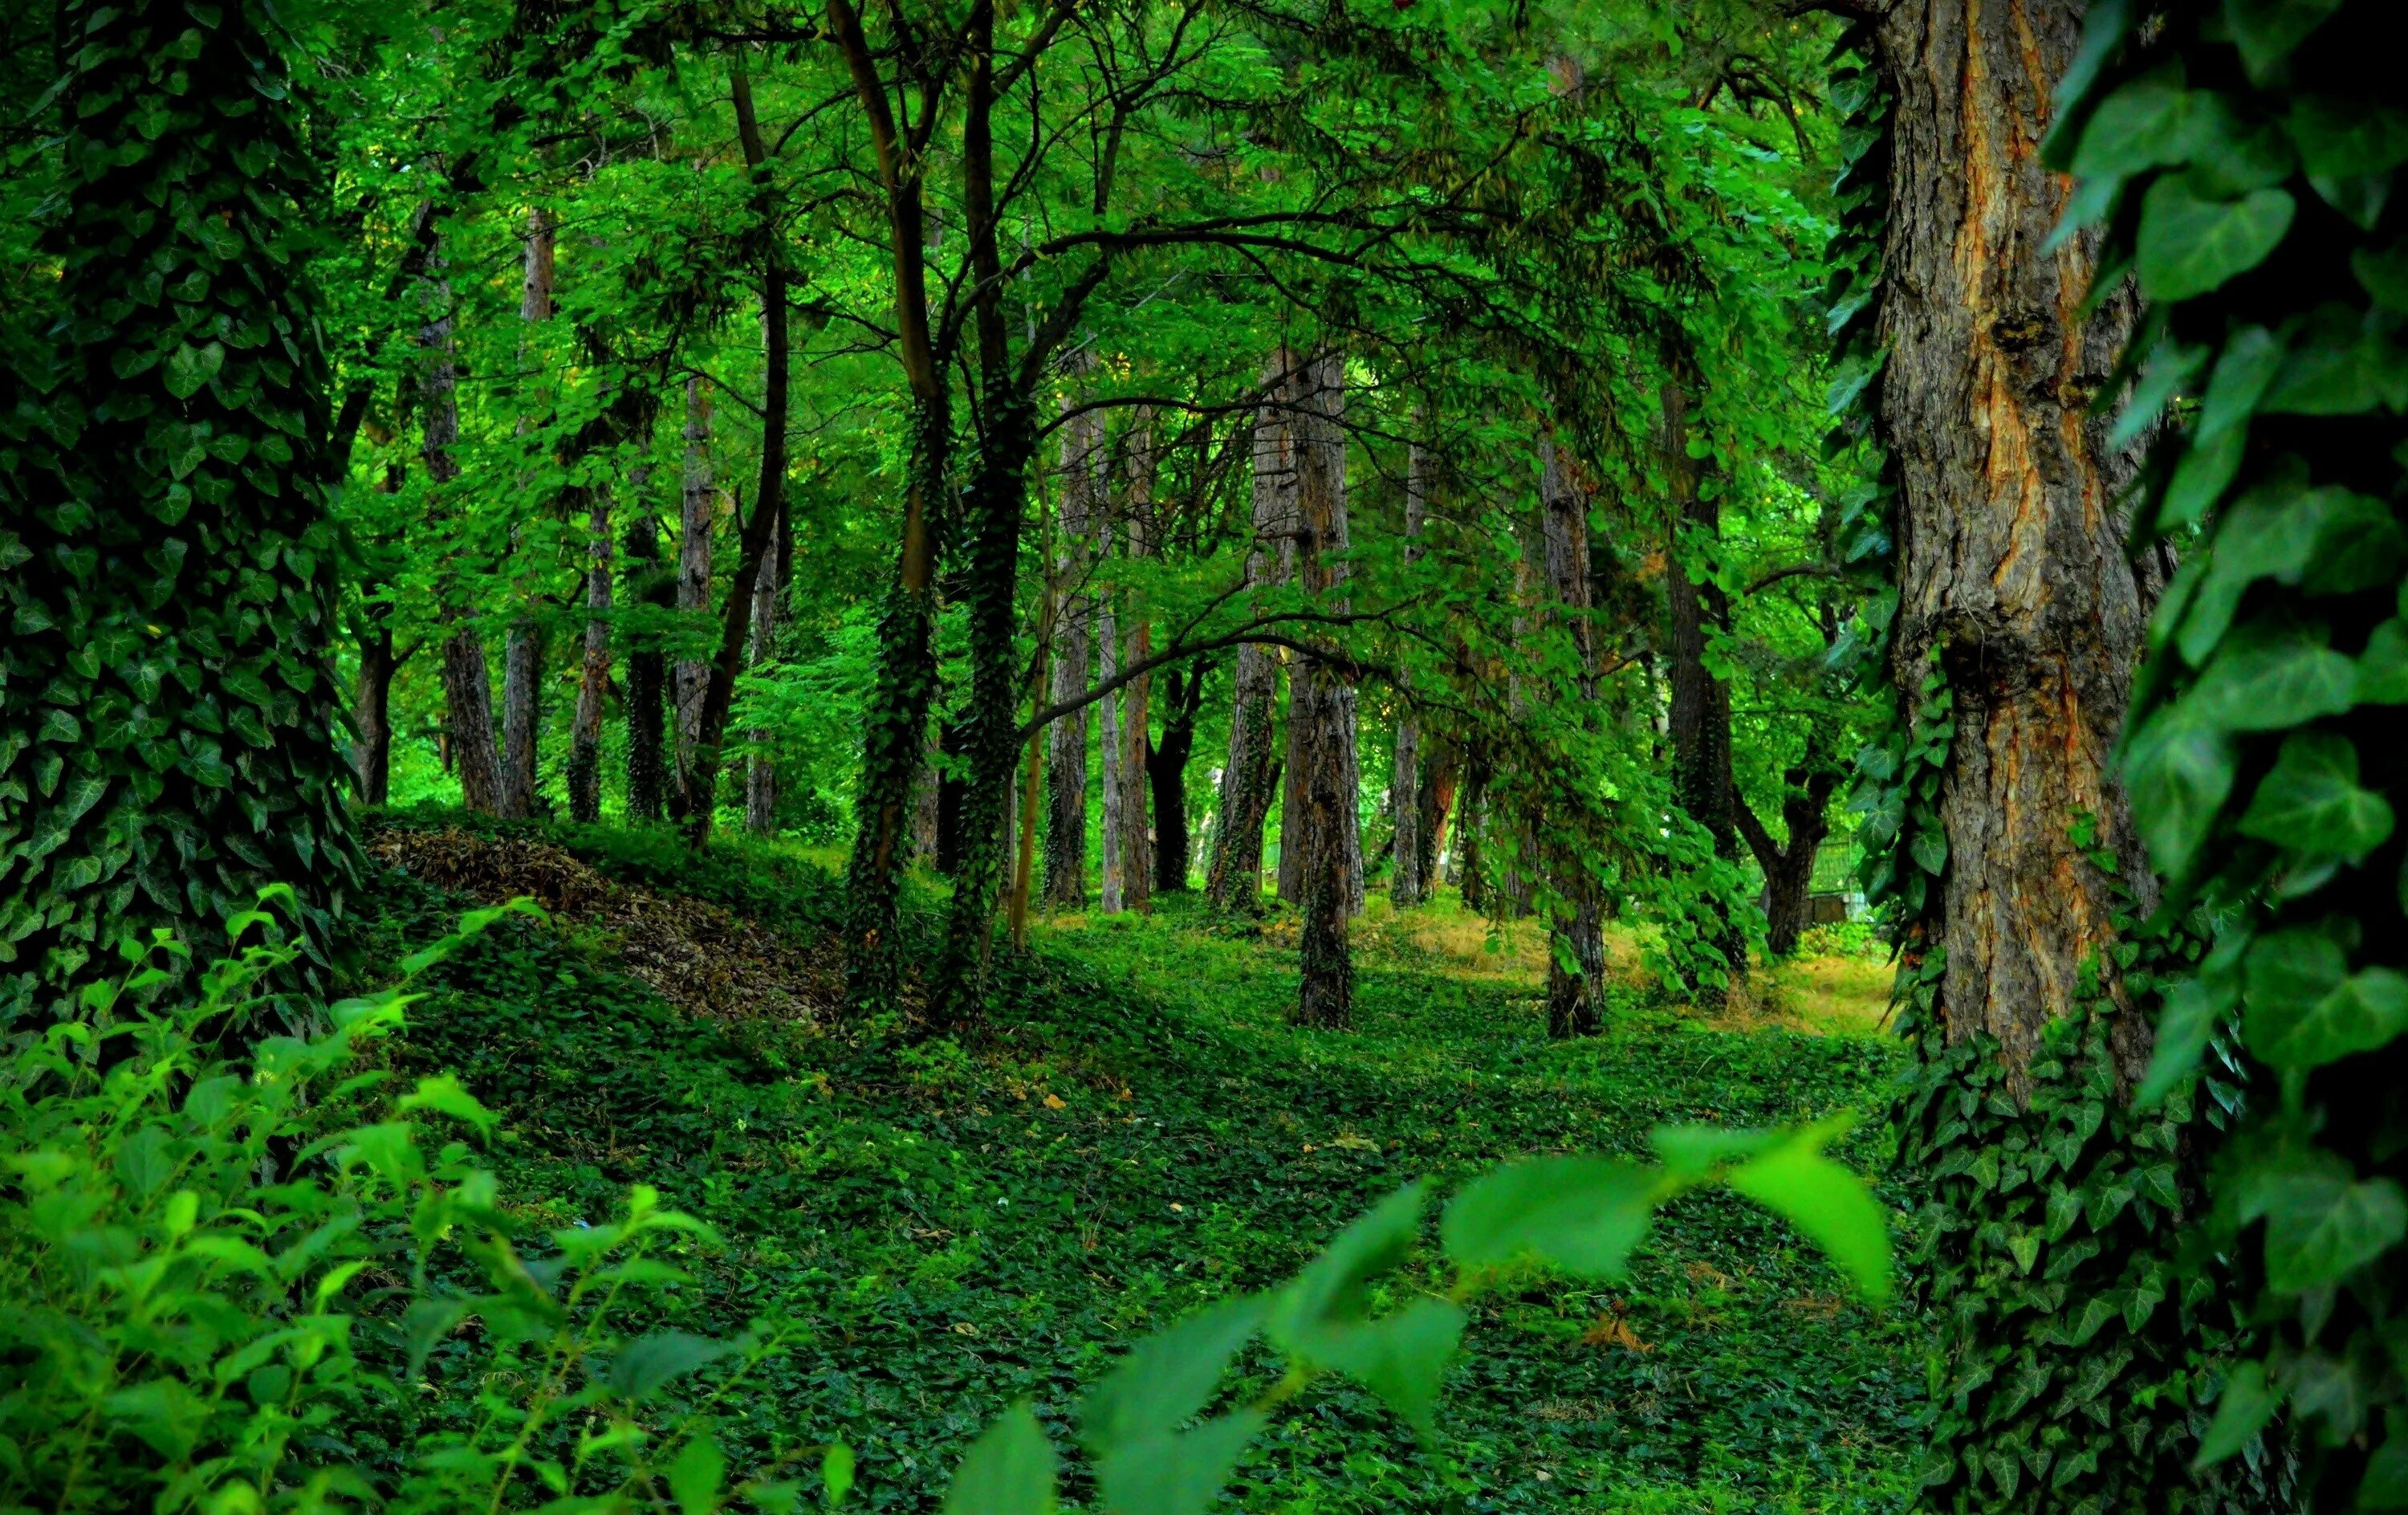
[361,813,1916,1515]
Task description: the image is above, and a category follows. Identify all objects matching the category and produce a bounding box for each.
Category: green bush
[0,892,790,1515]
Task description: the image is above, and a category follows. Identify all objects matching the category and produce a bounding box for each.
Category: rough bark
[352,624,397,806]
[1661,369,1743,1002]
[1391,440,1430,906]
[1146,659,1206,893]
[625,471,671,823]
[1117,410,1158,911]
[498,207,555,822]
[1874,0,2154,1089]
[1206,352,1299,911]
[422,278,505,817]
[909,722,941,861]
[743,498,785,833]
[675,377,714,806]
[1098,587,1125,913]
[567,486,612,824]
[1289,352,1356,1026]
[1540,428,1603,1038]
[1043,389,1101,907]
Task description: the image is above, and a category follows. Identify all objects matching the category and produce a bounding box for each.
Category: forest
[2,0,2404,1512]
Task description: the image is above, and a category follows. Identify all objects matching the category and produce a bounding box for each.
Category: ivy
[0,0,360,1026]
[2049,2,2408,1505]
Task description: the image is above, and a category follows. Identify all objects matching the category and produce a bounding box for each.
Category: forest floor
[361,811,1917,1515]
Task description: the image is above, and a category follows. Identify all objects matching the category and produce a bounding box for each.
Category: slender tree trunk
[909,723,941,861]
[1735,764,1839,959]
[1422,745,1456,887]
[1098,588,1125,913]
[1208,352,1300,910]
[1146,660,1204,893]
[1043,388,1101,907]
[1456,757,1491,914]
[1540,427,1604,1038]
[353,625,397,806]
[1874,0,2154,1086]
[744,499,786,833]
[499,207,555,821]
[626,474,672,822]
[1391,439,1429,907]
[1008,515,1053,948]
[567,487,612,824]
[675,377,714,808]
[936,720,968,873]
[1290,352,1355,1026]
[1119,410,1158,910]
[422,276,505,817]
[1661,367,1743,1002]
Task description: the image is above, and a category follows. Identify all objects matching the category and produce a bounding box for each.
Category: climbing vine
[2049,2,2408,1505]
[0,0,360,1024]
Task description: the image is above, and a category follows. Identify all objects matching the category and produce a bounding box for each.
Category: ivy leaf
[2354,238,2408,314]
[1910,825,1948,877]
[2243,929,2408,1069]
[945,1403,1056,1515]
[2238,730,2394,861]
[605,1331,735,1399]
[2192,1361,2279,1470]
[2139,955,2239,1107]
[2285,95,2408,230]
[1442,1156,1660,1279]
[2069,68,2191,181]
[2163,327,2287,528]
[2223,0,2345,84]
[2260,1169,2408,1292]
[2135,176,2294,302]
[2355,618,2408,704]
[2187,625,2357,733]
[2119,706,2235,883]
[2262,303,2407,417]
[162,341,225,401]
[1093,1410,1260,1515]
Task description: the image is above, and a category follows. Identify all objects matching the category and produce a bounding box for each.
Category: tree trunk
[422,281,505,818]
[1146,659,1205,893]
[936,719,969,873]
[1875,0,2154,1085]
[744,498,787,833]
[1539,427,1603,1038]
[1098,588,1125,913]
[1391,440,1430,907]
[1117,410,1159,911]
[567,486,612,824]
[1043,390,1101,908]
[909,722,941,861]
[1661,368,1743,1003]
[1206,352,1300,912]
[1455,757,1491,913]
[353,624,397,807]
[625,474,671,823]
[675,377,714,809]
[1735,766,1838,959]
[1422,746,1456,888]
[1290,352,1355,1026]
[499,207,555,821]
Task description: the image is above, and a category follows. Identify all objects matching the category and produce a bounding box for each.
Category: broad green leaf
[1725,1122,1893,1303]
[1080,1294,1264,1454]
[163,342,225,400]
[2357,619,2408,703]
[1310,1297,1466,1440]
[1094,1409,1262,1515]
[2112,336,2207,448]
[669,1436,726,1515]
[2238,730,2394,860]
[1651,1124,1775,1179]
[2135,176,2293,302]
[1441,1155,1661,1279]
[2193,1361,2278,1469]
[2139,963,2236,1108]
[2119,707,2235,883]
[2224,0,2344,83]
[2261,1171,2407,1292]
[2187,627,2357,733]
[2356,240,2408,313]
[2069,70,2190,181]
[2262,303,2407,417]
[1271,1182,1423,1348]
[2196,326,2288,442]
[944,1403,1057,1515]
[2287,95,2408,228]
[397,1073,498,1139]
[823,1444,856,1507]
[606,1330,736,1399]
[2244,929,2408,1069]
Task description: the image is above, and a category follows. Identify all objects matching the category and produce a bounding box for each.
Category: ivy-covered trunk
[1539,430,1602,1038]
[742,499,786,834]
[0,0,360,1019]
[1206,355,1299,912]
[674,378,713,808]
[1661,370,1743,1004]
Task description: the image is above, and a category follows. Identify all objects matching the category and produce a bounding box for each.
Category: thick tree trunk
[422,283,505,817]
[1290,352,1356,1025]
[1043,394,1101,908]
[353,625,397,806]
[626,471,673,823]
[498,207,555,821]
[675,377,714,808]
[1661,369,1744,1002]
[909,723,941,861]
[1455,758,1490,913]
[1540,428,1604,1038]
[567,487,612,824]
[1422,746,1456,888]
[1391,440,1430,907]
[936,720,969,873]
[1735,767,1839,959]
[1147,660,1204,893]
[744,499,787,833]
[1875,0,2154,1086]
[1207,353,1300,911]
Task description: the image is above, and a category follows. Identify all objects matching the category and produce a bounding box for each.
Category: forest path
[366,813,1915,1515]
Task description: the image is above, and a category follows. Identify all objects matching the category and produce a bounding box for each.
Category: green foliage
[2049,1,2408,1504]
[0,0,360,1024]
[0,897,779,1515]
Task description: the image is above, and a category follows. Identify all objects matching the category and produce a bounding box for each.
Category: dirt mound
[368,827,840,1025]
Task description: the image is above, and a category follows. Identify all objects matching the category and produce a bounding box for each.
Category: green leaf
[2357,619,2408,703]
[1724,1121,1893,1303]
[2113,336,2207,448]
[2192,1360,2278,1469]
[2262,303,2406,417]
[1910,825,1948,877]
[2261,1170,2407,1291]
[2355,238,2408,314]
[2120,706,2235,883]
[1309,1298,1467,1440]
[1441,1156,1661,1280]
[606,1330,735,1399]
[397,1074,498,1139]
[2243,929,2408,1069]
[669,1436,726,1515]
[822,1444,856,1507]
[2139,964,2236,1108]
[1270,1182,1424,1346]
[2069,70,2190,181]
[2239,730,2394,860]
[1079,1295,1264,1454]
[2223,0,2344,83]
[2135,176,2294,302]
[944,1403,1057,1515]
[2188,626,2357,733]
[163,341,225,400]
[1094,1411,1263,1515]
[2287,95,2408,228]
